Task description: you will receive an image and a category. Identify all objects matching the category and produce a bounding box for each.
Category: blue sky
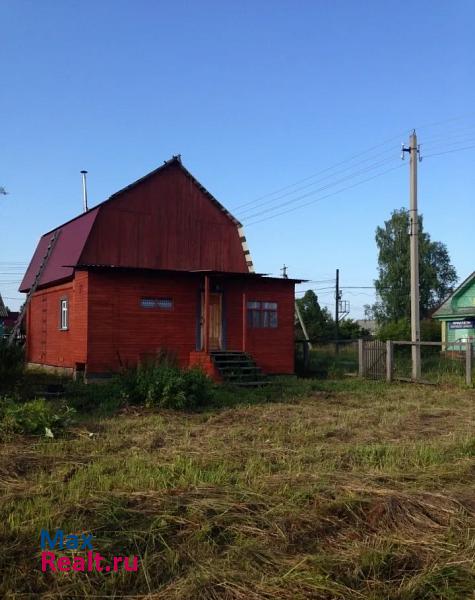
[1,0,474,315]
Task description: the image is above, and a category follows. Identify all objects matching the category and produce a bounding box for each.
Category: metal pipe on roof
[80,170,88,212]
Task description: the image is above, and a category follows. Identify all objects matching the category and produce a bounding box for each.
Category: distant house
[0,293,19,337]
[20,156,302,380]
[356,319,377,336]
[0,293,7,337]
[432,272,475,349]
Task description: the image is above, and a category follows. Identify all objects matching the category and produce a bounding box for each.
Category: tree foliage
[295,290,333,341]
[295,290,369,341]
[372,209,457,322]
[376,318,441,342]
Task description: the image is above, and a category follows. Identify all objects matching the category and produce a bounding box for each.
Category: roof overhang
[73,264,306,283]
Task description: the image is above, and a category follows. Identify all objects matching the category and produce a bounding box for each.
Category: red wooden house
[20,157,301,381]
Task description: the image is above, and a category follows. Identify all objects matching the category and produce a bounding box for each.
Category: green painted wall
[453,282,475,312]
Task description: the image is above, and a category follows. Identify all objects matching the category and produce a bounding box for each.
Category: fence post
[466,341,472,386]
[358,339,365,377]
[386,340,393,382]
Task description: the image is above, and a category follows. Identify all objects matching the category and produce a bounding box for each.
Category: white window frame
[60,298,69,330]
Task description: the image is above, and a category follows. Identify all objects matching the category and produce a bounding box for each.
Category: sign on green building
[432,272,475,350]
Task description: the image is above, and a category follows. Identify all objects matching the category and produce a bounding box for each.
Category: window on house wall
[60,298,69,330]
[140,297,173,310]
[247,301,278,328]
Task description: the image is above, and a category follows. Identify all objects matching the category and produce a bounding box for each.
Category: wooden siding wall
[26,270,295,376]
[224,279,296,374]
[87,271,200,373]
[80,163,248,273]
[86,272,295,375]
[26,272,88,368]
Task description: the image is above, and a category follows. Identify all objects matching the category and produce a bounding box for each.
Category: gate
[361,340,386,380]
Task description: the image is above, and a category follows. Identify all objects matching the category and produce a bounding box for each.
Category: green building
[432,272,475,350]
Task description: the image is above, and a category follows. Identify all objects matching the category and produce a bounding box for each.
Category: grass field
[1,378,474,599]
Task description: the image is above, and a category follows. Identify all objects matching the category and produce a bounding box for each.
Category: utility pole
[335,268,340,354]
[281,264,288,278]
[402,130,421,380]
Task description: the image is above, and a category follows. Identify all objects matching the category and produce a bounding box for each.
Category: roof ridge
[432,271,475,317]
[41,156,241,236]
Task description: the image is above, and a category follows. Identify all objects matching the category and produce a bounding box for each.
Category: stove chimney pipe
[80,170,88,212]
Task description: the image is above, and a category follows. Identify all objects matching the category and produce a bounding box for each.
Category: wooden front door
[201,293,223,351]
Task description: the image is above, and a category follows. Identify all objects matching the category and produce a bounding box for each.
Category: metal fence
[358,339,473,386]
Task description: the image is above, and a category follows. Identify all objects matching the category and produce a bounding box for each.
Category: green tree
[296,291,369,341]
[339,319,370,339]
[373,208,457,322]
[295,290,333,341]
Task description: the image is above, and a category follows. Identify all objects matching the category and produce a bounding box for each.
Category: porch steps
[211,352,268,387]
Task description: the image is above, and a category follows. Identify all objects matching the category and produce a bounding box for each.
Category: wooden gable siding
[80,163,248,273]
[86,270,200,373]
[224,278,295,374]
[26,271,88,368]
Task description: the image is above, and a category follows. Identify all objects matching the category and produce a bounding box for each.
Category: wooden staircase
[211,351,268,387]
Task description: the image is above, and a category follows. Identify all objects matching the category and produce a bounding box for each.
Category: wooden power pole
[402,130,421,380]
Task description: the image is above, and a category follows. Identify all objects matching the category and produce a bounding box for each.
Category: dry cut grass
[0,379,474,599]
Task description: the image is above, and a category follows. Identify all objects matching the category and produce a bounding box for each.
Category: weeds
[0,396,75,438]
[115,354,214,409]
[0,379,473,598]
[0,339,24,389]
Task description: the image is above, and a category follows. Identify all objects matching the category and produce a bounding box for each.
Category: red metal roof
[19,156,246,293]
[19,208,99,292]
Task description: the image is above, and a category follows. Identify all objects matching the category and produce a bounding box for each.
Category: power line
[236,148,398,218]
[231,130,408,212]
[423,144,475,159]
[242,158,401,222]
[420,124,475,145]
[245,163,405,227]
[415,111,475,132]
[243,138,474,226]
[233,113,475,216]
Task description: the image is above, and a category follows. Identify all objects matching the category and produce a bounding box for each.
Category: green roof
[432,271,475,319]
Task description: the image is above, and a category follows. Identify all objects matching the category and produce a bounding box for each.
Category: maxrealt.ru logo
[40,529,139,573]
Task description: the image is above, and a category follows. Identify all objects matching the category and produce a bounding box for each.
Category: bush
[377,318,441,342]
[65,379,124,415]
[118,359,213,410]
[0,340,24,387]
[0,397,75,437]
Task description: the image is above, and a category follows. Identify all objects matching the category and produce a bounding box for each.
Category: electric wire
[244,163,406,227]
[235,150,400,218]
[242,141,474,226]
[241,157,401,222]
[230,130,409,212]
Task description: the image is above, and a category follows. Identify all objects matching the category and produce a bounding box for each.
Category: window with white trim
[60,298,69,330]
[247,301,278,328]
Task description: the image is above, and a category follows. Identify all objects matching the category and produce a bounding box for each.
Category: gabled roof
[19,208,99,293]
[432,271,475,319]
[20,157,244,292]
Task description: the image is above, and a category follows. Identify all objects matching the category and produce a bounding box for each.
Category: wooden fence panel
[363,340,386,380]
